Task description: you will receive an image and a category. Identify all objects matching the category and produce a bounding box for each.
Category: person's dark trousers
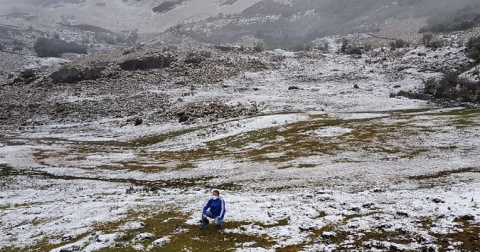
[202,211,222,227]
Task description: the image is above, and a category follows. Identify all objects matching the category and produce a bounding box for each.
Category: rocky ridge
[0,43,279,126]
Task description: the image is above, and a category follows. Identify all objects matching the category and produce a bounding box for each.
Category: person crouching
[200,190,226,229]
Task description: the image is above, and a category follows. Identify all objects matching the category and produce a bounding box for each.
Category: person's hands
[214,218,218,222]
[203,215,208,219]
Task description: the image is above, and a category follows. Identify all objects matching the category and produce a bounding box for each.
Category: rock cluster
[171,101,258,124]
[50,67,104,83]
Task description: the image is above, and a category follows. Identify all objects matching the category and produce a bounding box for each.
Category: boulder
[34,37,87,57]
[459,214,475,221]
[50,67,103,83]
[184,51,211,64]
[119,56,172,71]
[50,68,82,83]
[21,69,36,79]
[83,67,103,80]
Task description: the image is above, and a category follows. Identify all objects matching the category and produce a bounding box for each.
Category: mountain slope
[169,0,480,45]
[0,0,265,33]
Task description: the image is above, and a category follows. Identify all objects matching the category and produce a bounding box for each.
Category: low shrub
[340,39,362,55]
[345,46,362,55]
[466,36,480,61]
[422,34,433,47]
[316,41,329,52]
[253,42,266,52]
[390,40,407,51]
[424,72,480,103]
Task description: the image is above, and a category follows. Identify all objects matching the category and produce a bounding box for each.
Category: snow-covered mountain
[0,0,266,33]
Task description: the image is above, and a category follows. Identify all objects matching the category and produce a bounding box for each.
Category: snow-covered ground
[1,42,480,251]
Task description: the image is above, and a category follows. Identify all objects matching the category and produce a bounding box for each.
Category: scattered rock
[390,245,400,251]
[249,242,262,248]
[377,223,393,230]
[9,69,38,84]
[147,236,171,249]
[59,245,82,252]
[134,232,154,242]
[119,221,146,230]
[362,203,375,209]
[95,233,123,244]
[178,113,189,123]
[288,86,299,90]
[396,211,409,217]
[354,84,359,89]
[421,246,436,252]
[61,235,74,242]
[134,117,143,126]
[173,101,258,124]
[348,223,360,229]
[21,69,36,79]
[348,206,361,212]
[432,198,445,204]
[299,226,316,231]
[127,117,143,126]
[321,231,337,239]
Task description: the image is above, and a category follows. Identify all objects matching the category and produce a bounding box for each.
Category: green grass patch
[408,167,480,180]
[431,219,480,251]
[93,210,275,252]
[130,127,203,147]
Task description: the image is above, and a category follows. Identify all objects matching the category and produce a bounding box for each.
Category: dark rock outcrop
[119,56,172,71]
[152,0,185,13]
[50,67,103,83]
[459,214,475,221]
[34,37,87,57]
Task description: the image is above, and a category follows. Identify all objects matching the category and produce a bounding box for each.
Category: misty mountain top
[1,0,480,61]
[171,0,480,45]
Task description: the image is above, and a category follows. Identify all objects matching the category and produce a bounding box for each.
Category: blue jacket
[202,197,226,220]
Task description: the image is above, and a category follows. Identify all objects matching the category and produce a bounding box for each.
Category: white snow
[1,39,479,251]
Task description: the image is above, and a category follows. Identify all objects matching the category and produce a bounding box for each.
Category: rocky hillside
[170,0,480,46]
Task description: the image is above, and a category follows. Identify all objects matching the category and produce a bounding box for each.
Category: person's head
[212,190,220,200]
